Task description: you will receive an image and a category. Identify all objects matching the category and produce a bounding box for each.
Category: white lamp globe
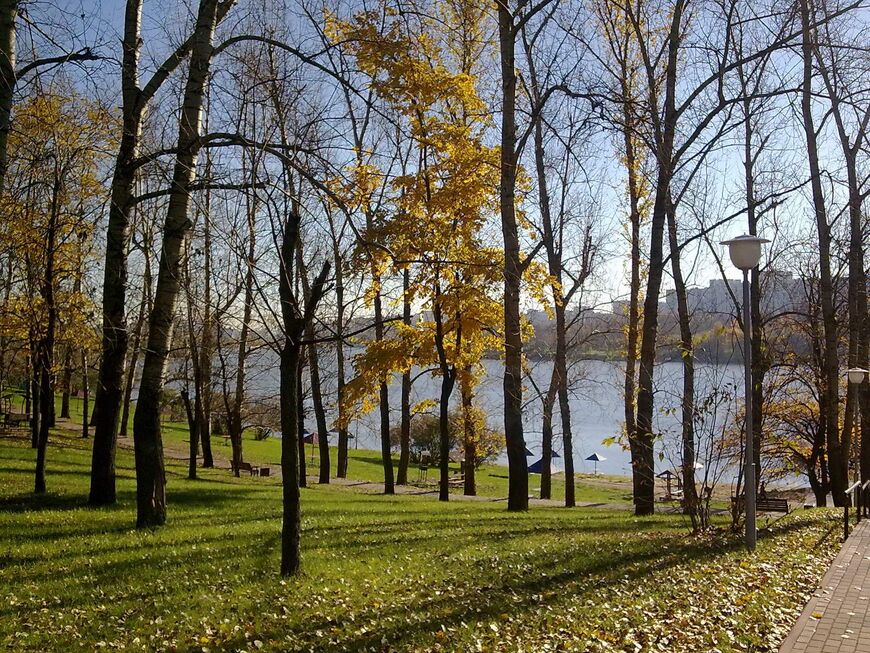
[720,234,770,271]
[847,368,868,385]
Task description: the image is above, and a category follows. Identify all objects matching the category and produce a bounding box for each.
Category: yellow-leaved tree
[0,87,112,492]
[331,0,508,499]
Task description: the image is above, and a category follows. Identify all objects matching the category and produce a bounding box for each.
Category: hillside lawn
[0,396,843,652]
[50,393,632,505]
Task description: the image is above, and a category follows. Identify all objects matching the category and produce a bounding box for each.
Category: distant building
[761,270,804,315]
[665,278,741,316]
[526,309,550,328]
[664,271,803,318]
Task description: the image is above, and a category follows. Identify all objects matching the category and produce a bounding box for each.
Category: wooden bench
[731,496,789,514]
[230,460,260,477]
[757,497,789,513]
[3,413,30,428]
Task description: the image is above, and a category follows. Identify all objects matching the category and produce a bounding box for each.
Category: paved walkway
[780,520,870,653]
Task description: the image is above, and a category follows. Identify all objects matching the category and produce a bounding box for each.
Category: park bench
[731,495,789,514]
[3,413,30,428]
[756,497,789,513]
[230,460,260,477]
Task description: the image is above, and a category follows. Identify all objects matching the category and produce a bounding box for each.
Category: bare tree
[131,0,232,526]
[798,0,847,504]
[90,0,233,506]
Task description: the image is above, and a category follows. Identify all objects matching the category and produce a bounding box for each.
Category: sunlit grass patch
[0,431,838,652]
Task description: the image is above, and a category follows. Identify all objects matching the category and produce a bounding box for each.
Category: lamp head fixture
[720,234,770,271]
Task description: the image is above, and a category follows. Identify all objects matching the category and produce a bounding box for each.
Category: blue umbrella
[528,457,551,474]
[585,453,606,475]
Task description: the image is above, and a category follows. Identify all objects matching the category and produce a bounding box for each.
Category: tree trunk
[799,0,846,505]
[132,0,224,527]
[461,377,476,496]
[555,304,575,508]
[397,269,412,485]
[308,338,330,484]
[296,359,307,487]
[849,154,870,482]
[193,376,211,467]
[498,3,528,511]
[34,342,51,493]
[738,90,767,492]
[277,205,329,576]
[35,174,60,494]
[633,2,682,517]
[540,367,557,501]
[280,341,302,576]
[0,0,19,192]
[80,350,89,439]
[528,68,556,504]
[119,254,150,438]
[433,292,456,503]
[373,292,394,494]
[90,0,145,507]
[92,0,231,504]
[181,388,199,479]
[23,351,30,415]
[60,347,72,419]
[89,395,99,427]
[333,234,349,479]
[437,370,456,502]
[634,198,666,516]
[622,78,643,493]
[184,268,207,475]
[814,43,870,483]
[29,345,39,448]
[226,195,256,477]
[197,177,215,469]
[297,244,329,484]
[118,336,140,437]
[666,200,698,528]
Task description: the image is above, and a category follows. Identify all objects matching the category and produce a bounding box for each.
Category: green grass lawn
[0,419,842,652]
[49,392,631,504]
[160,427,628,504]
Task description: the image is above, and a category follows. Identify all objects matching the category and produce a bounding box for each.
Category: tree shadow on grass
[0,523,283,595]
[0,490,94,514]
[347,452,398,469]
[233,513,837,652]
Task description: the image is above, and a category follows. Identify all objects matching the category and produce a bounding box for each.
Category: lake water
[249,349,745,478]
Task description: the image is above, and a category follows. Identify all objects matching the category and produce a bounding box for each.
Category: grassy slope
[1,419,841,652]
[159,425,628,505]
[52,392,630,504]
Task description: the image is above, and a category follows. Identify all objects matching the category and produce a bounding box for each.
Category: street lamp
[847,369,867,481]
[721,234,769,551]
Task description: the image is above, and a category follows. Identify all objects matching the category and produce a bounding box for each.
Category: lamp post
[721,234,769,551]
[847,368,867,482]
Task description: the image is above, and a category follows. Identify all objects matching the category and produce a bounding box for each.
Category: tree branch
[16,48,99,80]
